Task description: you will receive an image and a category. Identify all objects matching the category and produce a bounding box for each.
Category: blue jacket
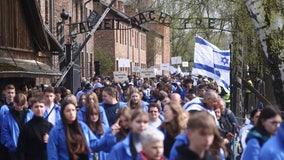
[78,105,109,128]
[1,109,33,152]
[94,124,110,160]
[108,132,133,160]
[0,104,9,141]
[43,103,61,125]
[141,101,149,111]
[242,129,270,160]
[47,120,116,160]
[169,132,188,160]
[169,132,226,160]
[259,124,284,160]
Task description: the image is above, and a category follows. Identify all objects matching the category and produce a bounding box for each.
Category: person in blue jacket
[108,109,149,160]
[85,102,110,160]
[100,87,127,126]
[175,111,225,160]
[242,106,282,160]
[169,132,188,160]
[1,93,33,160]
[127,88,149,111]
[259,122,284,160]
[78,92,109,128]
[0,84,16,160]
[47,99,119,160]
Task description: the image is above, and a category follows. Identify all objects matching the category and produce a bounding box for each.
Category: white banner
[171,56,182,65]
[140,68,155,78]
[118,59,130,68]
[113,71,128,82]
[132,66,141,72]
[160,63,170,71]
[182,61,189,67]
[156,69,163,75]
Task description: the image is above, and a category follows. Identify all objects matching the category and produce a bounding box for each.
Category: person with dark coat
[18,96,53,160]
[1,93,33,160]
[100,87,127,126]
[176,111,225,160]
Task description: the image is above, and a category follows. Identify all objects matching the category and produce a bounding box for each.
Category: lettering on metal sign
[69,10,232,36]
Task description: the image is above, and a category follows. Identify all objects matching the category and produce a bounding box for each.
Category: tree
[241,0,284,108]
[93,48,114,76]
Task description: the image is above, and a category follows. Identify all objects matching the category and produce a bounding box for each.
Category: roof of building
[100,1,149,32]
[0,57,61,78]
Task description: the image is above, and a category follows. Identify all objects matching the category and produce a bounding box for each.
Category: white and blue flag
[192,36,230,92]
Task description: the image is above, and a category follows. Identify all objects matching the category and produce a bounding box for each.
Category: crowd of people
[0,74,283,160]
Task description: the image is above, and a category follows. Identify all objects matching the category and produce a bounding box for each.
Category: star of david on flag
[192,36,230,92]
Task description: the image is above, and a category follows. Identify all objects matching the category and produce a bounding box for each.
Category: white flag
[214,50,230,90]
[192,36,230,91]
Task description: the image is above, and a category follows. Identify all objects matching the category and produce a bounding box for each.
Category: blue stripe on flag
[215,70,221,77]
[195,36,209,46]
[213,50,230,56]
[214,64,230,71]
[194,63,215,74]
[221,79,229,89]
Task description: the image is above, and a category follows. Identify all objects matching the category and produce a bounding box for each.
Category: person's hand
[43,133,49,143]
[223,138,229,144]
[226,132,234,139]
[111,118,121,135]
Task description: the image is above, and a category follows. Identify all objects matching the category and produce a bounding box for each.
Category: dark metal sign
[69,10,233,36]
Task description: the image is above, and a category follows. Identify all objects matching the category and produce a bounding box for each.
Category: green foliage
[93,48,114,76]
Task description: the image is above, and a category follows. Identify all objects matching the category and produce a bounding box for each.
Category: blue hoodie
[47,121,116,160]
[242,128,270,160]
[1,108,33,152]
[169,132,188,160]
[108,132,134,160]
[78,105,109,128]
[259,123,284,160]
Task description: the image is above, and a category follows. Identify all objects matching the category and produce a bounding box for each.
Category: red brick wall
[42,0,171,77]
[93,2,147,74]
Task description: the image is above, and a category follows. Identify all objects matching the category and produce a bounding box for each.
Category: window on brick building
[135,31,137,48]
[80,4,83,22]
[141,34,146,50]
[45,0,48,24]
[129,30,132,46]
[75,3,79,22]
[81,52,85,77]
[120,24,122,44]
[121,25,125,44]
[123,25,126,45]
[115,22,118,42]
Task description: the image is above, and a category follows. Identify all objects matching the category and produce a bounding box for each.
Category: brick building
[93,1,148,75]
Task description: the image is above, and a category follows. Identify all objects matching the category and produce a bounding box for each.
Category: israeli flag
[192,36,230,92]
